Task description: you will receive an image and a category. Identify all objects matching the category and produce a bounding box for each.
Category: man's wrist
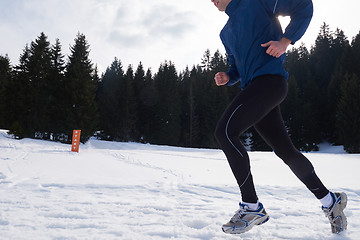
[280,37,292,46]
[280,37,292,47]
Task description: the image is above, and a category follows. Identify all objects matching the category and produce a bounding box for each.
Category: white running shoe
[322,192,347,233]
[222,202,269,234]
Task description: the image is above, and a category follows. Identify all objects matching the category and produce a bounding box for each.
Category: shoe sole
[257,215,270,225]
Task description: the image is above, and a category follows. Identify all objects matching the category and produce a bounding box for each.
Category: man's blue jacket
[221,0,313,88]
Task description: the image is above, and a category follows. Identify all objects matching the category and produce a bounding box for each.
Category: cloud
[108,31,146,48]
[108,3,196,48]
[141,5,196,38]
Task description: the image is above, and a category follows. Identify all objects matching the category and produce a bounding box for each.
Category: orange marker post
[71,130,81,152]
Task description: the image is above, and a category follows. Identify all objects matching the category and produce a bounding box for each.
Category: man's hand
[261,37,292,58]
[214,72,230,86]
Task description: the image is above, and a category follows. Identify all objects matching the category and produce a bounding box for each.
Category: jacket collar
[225,0,241,17]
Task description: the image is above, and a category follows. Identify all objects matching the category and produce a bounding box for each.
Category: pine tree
[5,45,32,138]
[210,49,228,73]
[189,67,203,147]
[25,33,53,138]
[188,50,232,149]
[63,33,98,143]
[122,65,137,141]
[337,73,360,153]
[327,67,345,143]
[178,66,199,147]
[133,62,147,142]
[141,68,157,142]
[48,39,66,140]
[208,51,231,148]
[152,61,181,145]
[6,33,54,139]
[97,58,124,141]
[303,75,323,151]
[284,44,310,91]
[284,44,321,151]
[349,32,360,77]
[133,62,158,143]
[0,55,12,129]
[200,49,211,71]
[310,23,333,88]
[320,28,350,141]
[179,67,192,147]
[192,66,214,147]
[332,28,349,61]
[0,55,11,88]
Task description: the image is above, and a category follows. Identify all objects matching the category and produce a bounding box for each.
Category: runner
[210,0,347,234]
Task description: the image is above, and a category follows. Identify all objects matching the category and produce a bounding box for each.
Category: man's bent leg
[254,106,329,199]
[215,75,288,202]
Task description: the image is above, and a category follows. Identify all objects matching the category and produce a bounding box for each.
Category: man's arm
[223,45,241,86]
[261,0,313,58]
[274,0,314,44]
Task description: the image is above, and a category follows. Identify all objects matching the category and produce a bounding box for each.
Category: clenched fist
[214,72,230,86]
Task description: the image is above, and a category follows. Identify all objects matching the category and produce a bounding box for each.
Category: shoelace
[323,208,332,218]
[323,207,338,224]
[323,202,335,217]
[230,205,249,222]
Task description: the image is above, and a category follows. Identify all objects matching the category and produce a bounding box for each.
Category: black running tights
[215,74,329,203]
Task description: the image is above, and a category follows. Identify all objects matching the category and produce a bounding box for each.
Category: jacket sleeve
[224,46,241,86]
[272,0,313,44]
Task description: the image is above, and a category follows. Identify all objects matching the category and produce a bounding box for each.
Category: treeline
[283,23,360,153]
[0,23,359,153]
[0,33,98,143]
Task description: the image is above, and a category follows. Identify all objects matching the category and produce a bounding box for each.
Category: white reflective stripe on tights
[225,103,250,188]
[225,104,244,158]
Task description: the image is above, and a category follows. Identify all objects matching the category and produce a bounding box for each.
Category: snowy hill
[0,129,359,240]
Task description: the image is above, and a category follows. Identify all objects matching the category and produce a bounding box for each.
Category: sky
[1,0,360,75]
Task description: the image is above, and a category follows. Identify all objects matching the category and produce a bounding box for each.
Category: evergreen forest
[1,23,360,153]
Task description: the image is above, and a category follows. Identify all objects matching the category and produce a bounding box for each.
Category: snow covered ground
[0,129,359,240]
